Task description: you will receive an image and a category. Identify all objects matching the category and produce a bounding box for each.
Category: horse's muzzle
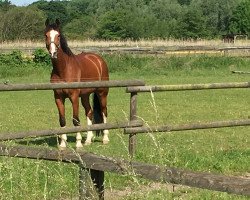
[50,52,58,59]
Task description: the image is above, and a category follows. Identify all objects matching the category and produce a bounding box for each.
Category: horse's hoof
[76,142,83,148]
[84,141,92,146]
[103,140,109,145]
[58,145,67,151]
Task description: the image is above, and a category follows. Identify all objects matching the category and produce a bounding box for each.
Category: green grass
[0,53,249,199]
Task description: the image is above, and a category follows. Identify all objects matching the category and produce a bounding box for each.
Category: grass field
[0,52,249,199]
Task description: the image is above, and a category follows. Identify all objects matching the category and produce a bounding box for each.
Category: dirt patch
[105,182,187,200]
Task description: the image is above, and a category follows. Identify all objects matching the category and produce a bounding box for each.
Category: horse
[44,19,109,149]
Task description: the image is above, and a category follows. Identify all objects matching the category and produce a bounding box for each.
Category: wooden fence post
[129,92,137,157]
[90,169,104,200]
[79,165,104,200]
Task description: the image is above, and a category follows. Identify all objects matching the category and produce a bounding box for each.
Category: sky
[11,0,41,6]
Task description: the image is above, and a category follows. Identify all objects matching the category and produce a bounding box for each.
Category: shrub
[33,48,51,65]
[0,50,23,66]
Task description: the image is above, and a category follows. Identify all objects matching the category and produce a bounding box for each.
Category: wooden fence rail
[125,119,250,134]
[2,46,250,55]
[0,120,143,141]
[0,144,249,196]
[0,80,145,91]
[127,81,250,93]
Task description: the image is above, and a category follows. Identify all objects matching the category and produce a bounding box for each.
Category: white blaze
[49,30,59,56]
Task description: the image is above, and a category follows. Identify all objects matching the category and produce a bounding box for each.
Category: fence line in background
[1,46,250,55]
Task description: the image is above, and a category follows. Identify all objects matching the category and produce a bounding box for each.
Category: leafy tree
[229,1,250,35]
[149,0,182,20]
[67,0,90,20]
[32,0,70,26]
[148,0,183,38]
[177,0,191,5]
[96,8,147,40]
[96,10,132,40]
[95,0,147,39]
[64,15,97,39]
[1,7,45,41]
[178,7,207,39]
[0,0,245,41]
[0,0,13,11]
[190,0,243,37]
[96,0,145,16]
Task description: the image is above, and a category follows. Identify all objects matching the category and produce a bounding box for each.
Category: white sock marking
[103,113,109,144]
[85,117,94,144]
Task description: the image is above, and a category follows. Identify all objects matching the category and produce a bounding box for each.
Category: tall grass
[1,39,250,49]
[0,52,249,199]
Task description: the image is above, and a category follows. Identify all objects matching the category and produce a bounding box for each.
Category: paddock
[0,80,249,199]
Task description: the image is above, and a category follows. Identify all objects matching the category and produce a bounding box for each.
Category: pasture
[0,52,249,199]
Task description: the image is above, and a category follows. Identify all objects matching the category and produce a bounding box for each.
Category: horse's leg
[54,94,67,149]
[69,93,83,148]
[99,92,109,145]
[81,95,94,145]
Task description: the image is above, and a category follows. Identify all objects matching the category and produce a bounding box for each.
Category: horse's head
[44,19,61,59]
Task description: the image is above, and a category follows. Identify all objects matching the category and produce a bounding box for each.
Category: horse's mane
[45,23,74,56]
[60,33,74,56]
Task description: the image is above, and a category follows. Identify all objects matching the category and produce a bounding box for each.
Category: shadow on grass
[16,132,104,147]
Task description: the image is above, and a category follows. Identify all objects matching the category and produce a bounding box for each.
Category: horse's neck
[51,49,68,78]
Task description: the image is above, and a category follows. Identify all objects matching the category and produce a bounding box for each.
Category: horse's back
[76,52,109,81]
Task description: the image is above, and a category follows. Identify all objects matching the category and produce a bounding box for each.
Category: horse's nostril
[52,52,57,58]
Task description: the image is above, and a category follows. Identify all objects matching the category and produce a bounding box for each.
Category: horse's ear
[45,19,49,26]
[55,19,60,27]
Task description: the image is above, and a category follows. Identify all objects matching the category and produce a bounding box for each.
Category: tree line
[0,0,250,41]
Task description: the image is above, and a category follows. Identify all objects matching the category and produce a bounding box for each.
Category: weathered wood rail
[125,119,250,134]
[0,120,142,141]
[126,81,250,93]
[0,80,145,91]
[0,144,249,196]
[2,46,250,55]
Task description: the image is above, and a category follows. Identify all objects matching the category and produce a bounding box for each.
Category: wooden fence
[126,81,250,153]
[0,80,249,199]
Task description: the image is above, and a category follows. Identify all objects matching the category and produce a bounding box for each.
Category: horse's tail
[93,93,103,136]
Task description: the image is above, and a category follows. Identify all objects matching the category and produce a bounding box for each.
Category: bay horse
[44,19,109,149]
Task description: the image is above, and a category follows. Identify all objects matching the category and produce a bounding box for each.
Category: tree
[67,0,91,20]
[96,8,148,40]
[178,7,207,39]
[0,0,13,11]
[148,0,183,38]
[177,0,191,5]
[32,0,70,27]
[229,1,250,35]
[95,0,147,40]
[64,15,97,39]
[96,10,132,40]
[1,7,45,41]
[192,0,242,37]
